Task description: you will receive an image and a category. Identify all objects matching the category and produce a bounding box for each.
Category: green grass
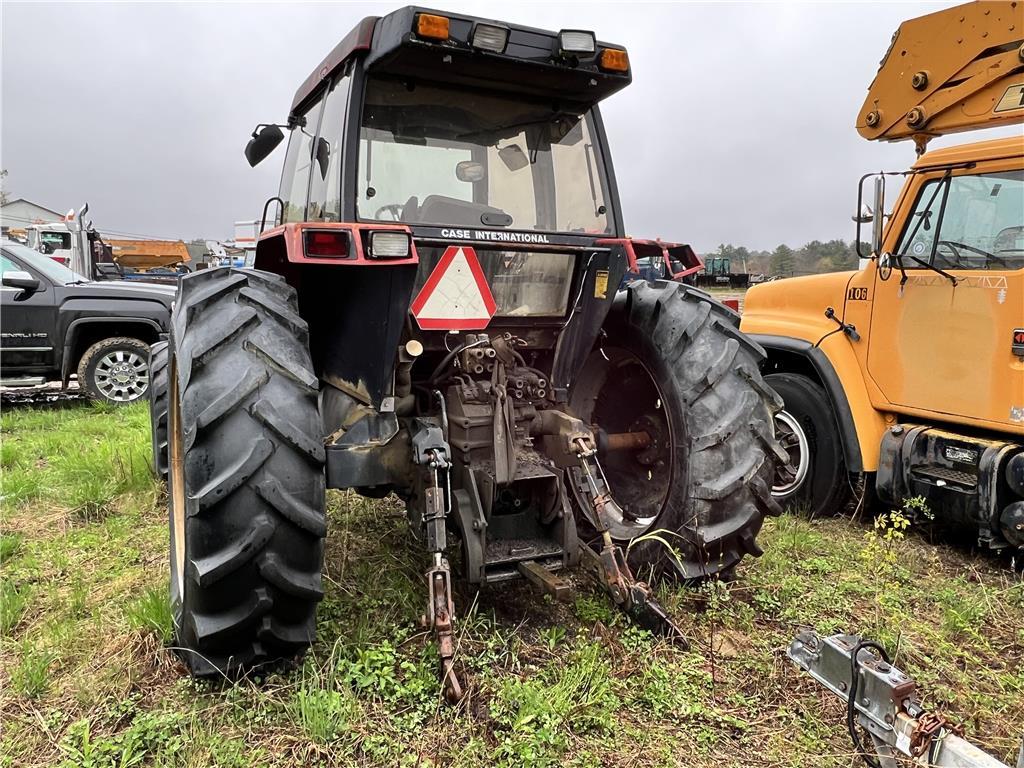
[1,402,1022,767]
[124,585,173,644]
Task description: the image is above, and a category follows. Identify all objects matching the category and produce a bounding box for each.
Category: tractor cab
[246,7,646,407]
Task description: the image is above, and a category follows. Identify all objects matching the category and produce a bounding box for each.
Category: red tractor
[153,7,783,700]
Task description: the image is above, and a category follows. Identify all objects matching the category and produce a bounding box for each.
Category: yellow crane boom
[857,0,1024,151]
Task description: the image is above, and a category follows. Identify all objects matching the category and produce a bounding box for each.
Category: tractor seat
[418,195,509,228]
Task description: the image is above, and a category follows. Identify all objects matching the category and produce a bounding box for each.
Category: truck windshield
[358,77,612,235]
[895,169,1024,271]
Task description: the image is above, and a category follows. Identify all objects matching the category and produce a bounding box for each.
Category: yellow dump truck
[741,1,1023,551]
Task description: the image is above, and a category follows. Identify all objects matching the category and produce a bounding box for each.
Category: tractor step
[518,560,573,601]
[482,537,566,583]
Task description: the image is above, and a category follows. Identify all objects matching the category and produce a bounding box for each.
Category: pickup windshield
[2,242,85,284]
[358,77,612,235]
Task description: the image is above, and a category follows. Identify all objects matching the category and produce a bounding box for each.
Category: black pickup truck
[1,240,173,404]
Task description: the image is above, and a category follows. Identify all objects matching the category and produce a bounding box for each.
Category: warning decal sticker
[411,246,497,330]
[994,83,1024,113]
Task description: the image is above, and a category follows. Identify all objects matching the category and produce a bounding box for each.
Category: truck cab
[740,1,1024,550]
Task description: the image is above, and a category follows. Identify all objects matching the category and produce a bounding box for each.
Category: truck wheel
[571,281,784,580]
[149,341,169,480]
[765,372,850,517]
[167,268,326,676]
[77,336,152,404]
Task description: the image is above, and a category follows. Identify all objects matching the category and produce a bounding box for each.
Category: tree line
[705,240,870,277]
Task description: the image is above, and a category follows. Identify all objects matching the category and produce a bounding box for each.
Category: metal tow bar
[574,437,687,646]
[788,630,1021,768]
[420,448,464,703]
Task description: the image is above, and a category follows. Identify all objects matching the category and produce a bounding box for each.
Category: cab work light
[368,231,411,259]
[472,23,509,53]
[416,13,449,41]
[304,230,350,258]
[559,30,596,55]
[599,48,629,72]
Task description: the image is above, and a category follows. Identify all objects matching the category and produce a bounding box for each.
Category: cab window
[279,93,326,224]
[895,169,1024,271]
[308,70,351,223]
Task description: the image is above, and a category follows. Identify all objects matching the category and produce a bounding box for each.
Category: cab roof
[290,7,630,116]
[913,134,1024,170]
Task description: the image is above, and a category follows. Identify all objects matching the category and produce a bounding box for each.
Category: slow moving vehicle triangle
[411,245,497,330]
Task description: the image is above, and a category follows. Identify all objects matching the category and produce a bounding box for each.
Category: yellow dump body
[106,239,191,270]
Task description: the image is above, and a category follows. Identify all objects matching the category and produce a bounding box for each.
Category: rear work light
[416,13,449,41]
[471,23,509,53]
[368,231,411,259]
[558,30,596,55]
[304,230,350,258]
[599,48,629,72]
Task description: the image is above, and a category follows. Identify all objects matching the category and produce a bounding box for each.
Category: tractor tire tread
[169,267,325,677]
[609,280,782,580]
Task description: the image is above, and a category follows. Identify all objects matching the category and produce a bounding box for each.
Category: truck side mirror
[853,204,873,224]
[871,176,885,256]
[245,124,285,168]
[2,270,41,299]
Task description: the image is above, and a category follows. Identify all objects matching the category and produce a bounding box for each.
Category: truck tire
[77,336,152,404]
[149,341,169,480]
[765,372,851,518]
[571,281,784,581]
[167,267,326,677]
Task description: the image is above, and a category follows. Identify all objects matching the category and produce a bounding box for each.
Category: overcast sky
[1,1,1018,252]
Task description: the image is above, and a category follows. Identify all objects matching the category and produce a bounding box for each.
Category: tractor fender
[750,333,888,474]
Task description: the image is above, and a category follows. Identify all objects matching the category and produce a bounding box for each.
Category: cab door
[0,249,58,374]
[866,165,1024,433]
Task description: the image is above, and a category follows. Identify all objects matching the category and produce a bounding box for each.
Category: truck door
[866,166,1024,432]
[0,249,58,374]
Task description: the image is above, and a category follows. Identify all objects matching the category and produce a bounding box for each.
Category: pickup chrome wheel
[77,336,151,405]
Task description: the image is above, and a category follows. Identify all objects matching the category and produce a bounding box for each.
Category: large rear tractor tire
[167,268,326,676]
[148,341,169,481]
[765,372,851,518]
[571,281,784,580]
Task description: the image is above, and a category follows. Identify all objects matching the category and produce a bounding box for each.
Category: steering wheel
[937,240,1010,269]
[374,203,404,221]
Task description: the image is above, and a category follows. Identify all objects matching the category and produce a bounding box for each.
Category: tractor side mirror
[315,138,330,180]
[245,124,285,168]
[2,270,41,299]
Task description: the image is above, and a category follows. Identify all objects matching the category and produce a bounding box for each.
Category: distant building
[0,198,65,233]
